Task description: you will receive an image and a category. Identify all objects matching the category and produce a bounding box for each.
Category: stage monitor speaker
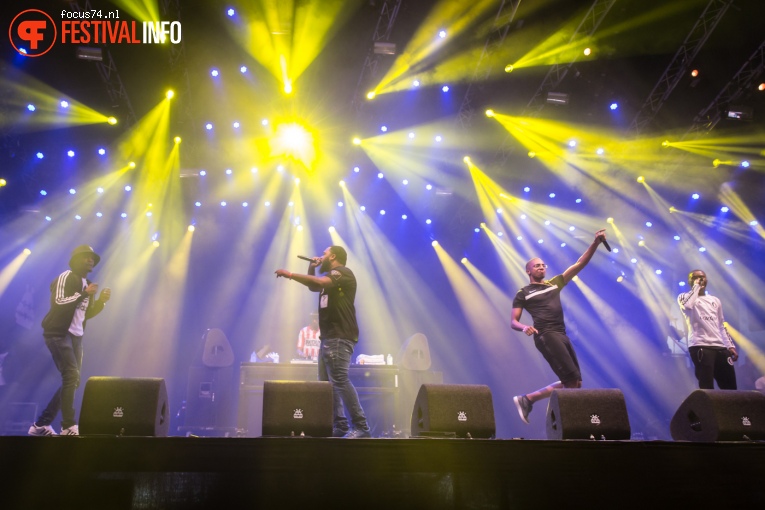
[670,389,765,442]
[546,389,631,440]
[410,384,495,438]
[80,377,169,437]
[396,333,431,371]
[262,380,332,437]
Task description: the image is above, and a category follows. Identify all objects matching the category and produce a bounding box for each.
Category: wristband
[289,272,293,280]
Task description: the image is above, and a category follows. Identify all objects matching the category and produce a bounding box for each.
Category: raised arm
[562,229,606,284]
[274,269,333,290]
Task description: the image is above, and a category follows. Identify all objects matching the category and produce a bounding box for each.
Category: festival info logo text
[10,9,182,57]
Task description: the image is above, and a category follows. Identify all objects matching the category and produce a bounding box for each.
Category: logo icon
[9,10,58,57]
[590,414,601,425]
[113,407,124,418]
[742,416,751,427]
[293,409,304,419]
[457,411,467,422]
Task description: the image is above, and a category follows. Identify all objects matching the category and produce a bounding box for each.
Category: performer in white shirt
[297,312,321,360]
[677,269,738,389]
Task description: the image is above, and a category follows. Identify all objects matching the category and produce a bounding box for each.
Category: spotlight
[638,240,645,247]
[166,90,175,99]
[568,226,575,231]
[199,170,206,176]
[712,159,721,167]
[338,201,344,207]
[426,219,432,225]
[75,215,82,220]
[36,152,44,159]
[560,242,566,248]
[441,85,449,92]
[121,213,127,218]
[60,100,69,108]
[205,123,213,130]
[721,206,729,213]
[544,220,550,225]
[339,180,345,187]
[225,169,232,175]
[211,69,219,77]
[691,193,699,199]
[380,125,388,132]
[617,276,624,283]
[426,184,432,190]
[504,64,514,73]
[523,186,530,192]
[725,260,733,265]
[575,198,582,204]
[284,82,293,94]
[96,212,102,217]
[662,140,670,148]
[669,206,676,213]
[674,235,680,241]
[699,247,706,252]
[485,109,495,117]
[353,166,360,173]
[188,225,195,232]
[251,167,258,173]
[240,66,247,73]
[596,148,605,155]
[402,179,408,185]
[655,269,662,275]
[583,47,592,56]
[27,104,35,111]
[294,177,300,184]
[432,241,439,247]
[352,137,362,145]
[227,8,235,17]
[233,121,240,128]
[243,202,248,207]
[413,80,420,87]
[759,83,765,91]
[221,201,227,207]
[195,201,201,207]
[107,116,117,125]
[609,103,618,110]
[435,135,442,142]
[380,210,386,215]
[174,136,181,144]
[39,189,46,195]
[607,217,614,223]
[261,119,269,126]
[438,30,446,39]
[366,91,376,100]
[637,176,645,183]
[377,172,383,179]
[0,179,6,187]
[549,193,556,198]
[97,187,104,193]
[646,221,652,227]
[750,220,759,226]
[463,156,471,163]
[98,148,106,155]
[360,206,366,211]
[45,216,51,221]
[741,161,750,168]
[528,151,535,158]
[124,185,132,191]
[408,132,415,139]
[567,140,577,148]
[67,150,75,157]
[691,69,699,77]
[402,214,407,220]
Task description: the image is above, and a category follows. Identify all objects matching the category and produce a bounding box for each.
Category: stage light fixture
[374,42,396,55]
[505,64,514,73]
[441,85,449,92]
[0,179,6,187]
[432,241,438,247]
[96,212,102,217]
[498,232,504,237]
[366,91,376,100]
[741,161,750,168]
[36,152,44,159]
[435,136,442,142]
[97,148,105,155]
[352,137,362,145]
[377,172,383,179]
[560,243,566,248]
[199,170,206,176]
[596,148,604,155]
[712,159,721,167]
[124,185,131,191]
[76,47,102,61]
[674,235,680,240]
[338,201,344,207]
[567,140,576,148]
[646,221,652,227]
[221,201,227,207]
[240,66,247,73]
[174,136,181,143]
[547,92,568,105]
[413,80,420,87]
[60,100,69,108]
[107,116,117,125]
[617,276,624,283]
[662,140,670,147]
[549,193,556,198]
[517,236,523,241]
[227,8,235,17]
[284,82,293,94]
[759,83,765,91]
[691,69,699,77]
[691,193,699,199]
[726,105,752,120]
[721,206,729,213]
[438,30,447,39]
[262,119,269,126]
[725,260,733,265]
[655,270,662,275]
[638,241,645,247]
[360,206,366,211]
[485,109,495,117]
[233,122,240,128]
[408,132,415,139]
[607,217,614,223]
[211,69,219,77]
[97,187,104,193]
[637,176,644,183]
[39,189,46,195]
[166,90,175,99]
[188,225,195,232]
[381,125,388,132]
[339,180,345,187]
[544,220,550,225]
[609,103,618,110]
[426,219,432,225]
[195,202,201,207]
[750,220,759,226]
[27,104,35,111]
[528,151,535,158]
[205,123,213,130]
[699,247,706,252]
[402,179,408,185]
[523,186,530,192]
[67,150,75,157]
[402,214,407,220]
[121,213,127,218]
[379,209,386,215]
[426,184,432,190]
[583,47,591,56]
[225,169,232,175]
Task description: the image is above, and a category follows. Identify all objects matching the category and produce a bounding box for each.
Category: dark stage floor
[3,436,764,509]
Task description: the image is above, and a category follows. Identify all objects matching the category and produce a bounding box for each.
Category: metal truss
[69,1,138,126]
[522,0,617,118]
[685,38,765,138]
[496,0,617,166]
[161,0,196,139]
[456,0,521,129]
[351,0,404,113]
[628,0,734,136]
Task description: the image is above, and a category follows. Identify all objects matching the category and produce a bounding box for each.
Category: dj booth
[237,362,442,437]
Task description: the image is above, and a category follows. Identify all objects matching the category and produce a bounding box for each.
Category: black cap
[69,245,101,267]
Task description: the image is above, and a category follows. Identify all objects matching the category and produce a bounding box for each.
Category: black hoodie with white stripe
[41,270,106,337]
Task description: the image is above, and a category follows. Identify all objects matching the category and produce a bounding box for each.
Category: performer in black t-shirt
[510,229,607,424]
[275,246,371,438]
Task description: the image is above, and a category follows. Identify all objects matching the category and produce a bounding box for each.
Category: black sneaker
[343,428,372,439]
[513,395,532,424]
[332,428,349,437]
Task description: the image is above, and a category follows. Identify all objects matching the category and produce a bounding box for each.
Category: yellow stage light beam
[370,0,498,95]
[230,0,363,94]
[110,0,159,23]
[726,323,765,374]
[269,121,317,171]
[719,183,765,240]
[0,249,32,298]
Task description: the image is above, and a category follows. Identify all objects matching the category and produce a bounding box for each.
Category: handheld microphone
[297,255,313,262]
[601,239,612,252]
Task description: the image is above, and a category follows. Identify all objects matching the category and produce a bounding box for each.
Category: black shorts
[534,331,581,384]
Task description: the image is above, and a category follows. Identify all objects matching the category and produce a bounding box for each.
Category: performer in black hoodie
[28,245,111,436]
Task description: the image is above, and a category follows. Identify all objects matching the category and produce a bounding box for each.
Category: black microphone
[601,239,612,252]
[297,255,314,262]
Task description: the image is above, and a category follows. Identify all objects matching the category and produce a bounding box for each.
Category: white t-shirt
[68,277,88,336]
[677,286,733,349]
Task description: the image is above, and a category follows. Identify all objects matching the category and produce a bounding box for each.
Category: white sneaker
[28,423,58,436]
[60,424,79,436]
